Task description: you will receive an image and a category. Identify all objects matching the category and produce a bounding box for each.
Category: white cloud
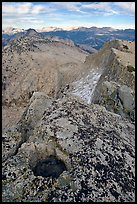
[2,2,54,15]
[51,2,83,12]
[82,2,135,16]
[2,2,135,30]
[2,3,16,13]
[82,2,110,10]
[2,2,32,14]
[81,2,118,16]
[31,5,46,14]
[16,3,33,14]
[114,2,135,15]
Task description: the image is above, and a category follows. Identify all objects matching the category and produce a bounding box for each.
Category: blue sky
[2,2,135,29]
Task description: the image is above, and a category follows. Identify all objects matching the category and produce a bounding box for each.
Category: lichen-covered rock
[2,127,22,162]
[118,85,135,112]
[21,92,52,128]
[92,80,135,121]
[101,81,120,97]
[83,40,135,119]
[2,95,135,202]
[16,92,52,142]
[66,40,135,122]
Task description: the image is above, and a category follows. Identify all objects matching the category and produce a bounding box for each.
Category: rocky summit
[2,31,135,202]
[2,94,135,202]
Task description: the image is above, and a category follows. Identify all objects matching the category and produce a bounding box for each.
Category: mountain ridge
[2,31,88,131]
[2,26,135,51]
[2,26,134,34]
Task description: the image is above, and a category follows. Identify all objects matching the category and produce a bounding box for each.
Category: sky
[2,2,135,30]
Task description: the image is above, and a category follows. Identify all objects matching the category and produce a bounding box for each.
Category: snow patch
[70,69,102,104]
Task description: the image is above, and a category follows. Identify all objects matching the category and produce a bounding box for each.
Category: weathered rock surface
[93,81,135,121]
[118,85,135,111]
[75,40,135,121]
[2,32,87,131]
[90,40,135,98]
[18,92,53,131]
[2,94,135,202]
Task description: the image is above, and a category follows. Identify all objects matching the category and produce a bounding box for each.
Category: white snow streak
[70,70,101,104]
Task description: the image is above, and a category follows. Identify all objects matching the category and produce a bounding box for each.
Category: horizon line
[2,25,135,30]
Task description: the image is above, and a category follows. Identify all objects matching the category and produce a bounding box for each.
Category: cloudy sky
[2,2,135,29]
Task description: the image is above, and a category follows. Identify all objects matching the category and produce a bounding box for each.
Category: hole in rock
[32,155,67,178]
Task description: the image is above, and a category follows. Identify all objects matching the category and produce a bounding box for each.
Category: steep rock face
[2,94,135,202]
[95,81,135,121]
[2,34,87,131]
[83,40,135,121]
[84,40,135,90]
[66,40,135,121]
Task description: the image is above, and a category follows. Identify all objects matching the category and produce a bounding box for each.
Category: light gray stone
[2,96,135,202]
[118,85,135,111]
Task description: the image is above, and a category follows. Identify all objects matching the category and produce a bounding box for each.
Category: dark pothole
[32,156,67,178]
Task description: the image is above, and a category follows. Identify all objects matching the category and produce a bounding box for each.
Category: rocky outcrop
[83,40,135,121]
[85,40,135,90]
[94,81,135,121]
[118,85,135,111]
[2,34,87,131]
[65,40,135,121]
[2,92,52,162]
[2,93,135,202]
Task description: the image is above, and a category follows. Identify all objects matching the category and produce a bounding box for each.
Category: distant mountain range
[2,26,82,34]
[2,26,135,51]
[41,27,135,50]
